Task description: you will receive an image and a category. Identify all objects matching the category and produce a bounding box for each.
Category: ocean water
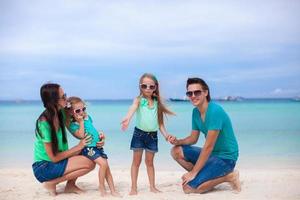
[0,100,300,169]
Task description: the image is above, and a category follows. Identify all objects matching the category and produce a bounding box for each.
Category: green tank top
[136,97,159,132]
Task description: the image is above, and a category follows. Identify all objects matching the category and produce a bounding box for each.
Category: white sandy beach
[1,165,300,200]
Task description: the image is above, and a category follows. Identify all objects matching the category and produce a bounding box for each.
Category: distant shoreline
[0,97,299,103]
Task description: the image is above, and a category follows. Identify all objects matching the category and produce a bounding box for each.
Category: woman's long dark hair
[35,83,67,155]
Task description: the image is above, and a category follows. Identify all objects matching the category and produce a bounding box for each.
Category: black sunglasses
[140,83,156,90]
[186,90,203,97]
[59,93,67,100]
[74,107,86,114]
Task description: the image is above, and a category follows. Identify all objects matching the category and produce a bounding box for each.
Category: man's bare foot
[64,183,84,194]
[111,191,122,197]
[150,187,162,193]
[227,170,241,193]
[129,189,138,195]
[43,182,57,196]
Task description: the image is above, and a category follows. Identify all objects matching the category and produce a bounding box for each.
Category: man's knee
[171,146,183,160]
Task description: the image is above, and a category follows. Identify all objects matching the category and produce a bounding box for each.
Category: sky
[0,0,300,100]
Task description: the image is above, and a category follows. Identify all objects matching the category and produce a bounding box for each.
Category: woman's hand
[121,117,130,131]
[96,131,105,148]
[181,171,197,186]
[77,134,92,149]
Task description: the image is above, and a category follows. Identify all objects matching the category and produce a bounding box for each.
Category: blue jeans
[130,127,158,153]
[182,145,236,188]
[32,159,68,183]
[81,147,108,160]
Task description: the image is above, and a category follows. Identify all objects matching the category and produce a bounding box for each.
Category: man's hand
[181,171,197,186]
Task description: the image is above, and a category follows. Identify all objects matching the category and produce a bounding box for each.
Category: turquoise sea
[0,99,300,169]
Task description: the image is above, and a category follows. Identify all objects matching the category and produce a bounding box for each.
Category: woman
[32,83,104,196]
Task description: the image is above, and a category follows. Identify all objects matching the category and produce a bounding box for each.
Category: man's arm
[169,130,200,145]
[182,130,219,185]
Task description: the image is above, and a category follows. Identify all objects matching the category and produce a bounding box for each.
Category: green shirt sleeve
[37,121,52,143]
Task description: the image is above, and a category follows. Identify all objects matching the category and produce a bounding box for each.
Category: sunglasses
[59,93,67,100]
[186,90,203,97]
[140,83,156,90]
[74,107,86,114]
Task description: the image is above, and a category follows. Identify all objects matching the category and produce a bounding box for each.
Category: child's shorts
[130,127,158,153]
[32,159,68,183]
[182,145,236,188]
[81,147,108,160]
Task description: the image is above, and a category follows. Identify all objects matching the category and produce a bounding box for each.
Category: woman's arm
[44,135,92,163]
[182,130,219,185]
[121,97,140,131]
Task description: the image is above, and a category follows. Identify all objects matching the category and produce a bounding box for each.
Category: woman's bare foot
[129,188,138,195]
[64,183,84,194]
[111,191,122,197]
[150,187,162,193]
[43,182,57,196]
[227,170,241,193]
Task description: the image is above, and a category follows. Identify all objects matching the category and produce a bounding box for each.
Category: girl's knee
[132,159,142,167]
[145,158,154,167]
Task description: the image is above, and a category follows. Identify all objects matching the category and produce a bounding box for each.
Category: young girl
[121,73,175,195]
[66,96,120,197]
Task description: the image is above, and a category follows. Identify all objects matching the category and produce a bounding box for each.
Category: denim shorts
[130,127,158,153]
[32,159,68,183]
[182,145,236,188]
[81,147,108,160]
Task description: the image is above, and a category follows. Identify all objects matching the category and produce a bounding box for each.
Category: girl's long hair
[139,73,175,126]
[35,83,67,155]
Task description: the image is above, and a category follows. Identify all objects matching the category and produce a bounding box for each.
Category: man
[168,77,241,194]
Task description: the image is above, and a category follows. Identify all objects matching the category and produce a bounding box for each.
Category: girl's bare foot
[129,188,138,195]
[227,170,241,193]
[100,190,108,197]
[150,187,162,193]
[64,183,84,194]
[43,182,57,196]
[111,191,122,197]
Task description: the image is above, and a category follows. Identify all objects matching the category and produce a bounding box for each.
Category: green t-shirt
[33,110,68,162]
[136,97,159,132]
[69,115,100,147]
[192,102,239,161]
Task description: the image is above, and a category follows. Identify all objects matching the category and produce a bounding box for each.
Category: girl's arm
[159,124,170,141]
[121,97,140,131]
[72,120,85,139]
[44,135,92,163]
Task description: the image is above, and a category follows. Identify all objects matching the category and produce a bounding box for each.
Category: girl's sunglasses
[74,107,86,114]
[140,84,156,90]
[186,90,203,97]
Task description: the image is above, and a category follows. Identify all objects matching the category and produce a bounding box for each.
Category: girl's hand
[168,135,179,145]
[121,117,130,131]
[96,131,105,148]
[74,113,84,122]
[78,134,92,149]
